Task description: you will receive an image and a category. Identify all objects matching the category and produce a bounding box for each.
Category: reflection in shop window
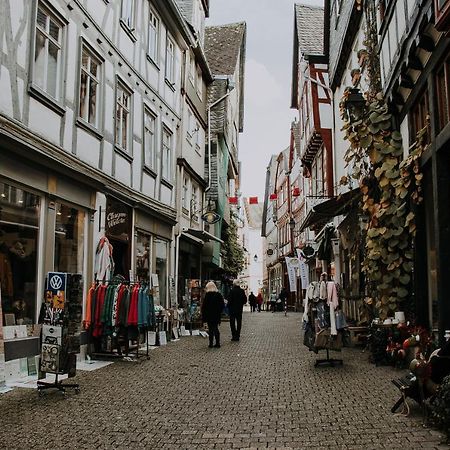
[154,238,168,307]
[0,182,40,325]
[136,232,151,282]
[54,203,84,274]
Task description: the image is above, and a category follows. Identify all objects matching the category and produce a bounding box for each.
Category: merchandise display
[85,275,155,359]
[37,272,82,394]
[303,274,346,367]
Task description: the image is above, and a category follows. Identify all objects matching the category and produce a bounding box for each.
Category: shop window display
[136,232,151,282]
[154,238,168,307]
[54,203,85,274]
[0,182,40,325]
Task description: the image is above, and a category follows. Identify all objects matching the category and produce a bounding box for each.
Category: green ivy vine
[222,213,245,277]
[339,1,427,320]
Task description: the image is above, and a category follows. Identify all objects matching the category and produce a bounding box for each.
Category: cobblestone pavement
[1,312,448,450]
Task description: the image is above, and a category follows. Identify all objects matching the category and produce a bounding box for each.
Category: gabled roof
[205,22,246,75]
[291,4,326,109]
[294,4,324,56]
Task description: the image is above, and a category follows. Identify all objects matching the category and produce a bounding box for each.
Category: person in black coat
[227,279,247,341]
[202,281,225,348]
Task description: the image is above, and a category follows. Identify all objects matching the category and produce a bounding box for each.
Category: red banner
[228,197,238,204]
[269,193,277,201]
[249,197,258,204]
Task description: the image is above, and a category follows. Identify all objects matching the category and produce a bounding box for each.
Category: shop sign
[285,257,299,293]
[105,200,131,242]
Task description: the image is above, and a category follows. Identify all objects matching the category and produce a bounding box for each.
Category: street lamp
[344,88,365,122]
[289,217,296,231]
[253,254,258,263]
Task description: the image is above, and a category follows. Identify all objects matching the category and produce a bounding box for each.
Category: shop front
[0,152,93,379]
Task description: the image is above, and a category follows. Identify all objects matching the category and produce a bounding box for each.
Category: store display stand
[314,348,343,367]
[38,272,83,397]
[37,373,80,396]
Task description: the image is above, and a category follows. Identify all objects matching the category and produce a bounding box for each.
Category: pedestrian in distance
[249,291,257,312]
[278,287,288,312]
[227,279,247,341]
[202,281,225,348]
[256,292,263,312]
[269,290,277,313]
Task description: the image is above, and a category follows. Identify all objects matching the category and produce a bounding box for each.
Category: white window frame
[194,121,201,152]
[196,66,203,98]
[121,0,135,30]
[182,177,188,210]
[186,109,194,143]
[115,80,132,152]
[148,9,159,63]
[79,45,101,127]
[165,38,175,84]
[161,127,172,181]
[191,185,198,219]
[144,107,157,169]
[189,53,196,87]
[33,2,64,99]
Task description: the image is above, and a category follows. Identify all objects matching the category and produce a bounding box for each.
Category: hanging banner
[285,257,299,293]
[296,249,310,289]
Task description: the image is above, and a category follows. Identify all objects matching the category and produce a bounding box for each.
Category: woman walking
[202,281,225,348]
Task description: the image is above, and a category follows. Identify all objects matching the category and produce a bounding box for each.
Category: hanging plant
[339,1,427,320]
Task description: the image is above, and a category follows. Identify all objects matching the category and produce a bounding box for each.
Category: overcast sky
[207,0,323,200]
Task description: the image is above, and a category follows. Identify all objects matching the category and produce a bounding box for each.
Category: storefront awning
[299,188,360,232]
[183,228,224,244]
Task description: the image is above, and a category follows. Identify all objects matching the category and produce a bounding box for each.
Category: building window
[182,177,188,210]
[191,185,198,220]
[34,3,63,99]
[136,232,151,282]
[154,238,168,307]
[0,182,41,325]
[54,203,85,274]
[144,108,156,169]
[148,10,159,63]
[187,109,195,143]
[194,121,201,150]
[165,38,175,84]
[189,54,196,86]
[162,128,172,181]
[79,46,100,127]
[409,89,430,144]
[121,0,135,29]
[115,81,132,152]
[196,67,203,98]
[436,58,450,133]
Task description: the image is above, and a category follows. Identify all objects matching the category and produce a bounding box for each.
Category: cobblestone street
[0,312,447,450]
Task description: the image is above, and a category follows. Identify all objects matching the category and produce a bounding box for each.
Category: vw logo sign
[50,275,63,290]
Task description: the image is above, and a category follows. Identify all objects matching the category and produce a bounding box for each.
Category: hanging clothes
[94,236,114,281]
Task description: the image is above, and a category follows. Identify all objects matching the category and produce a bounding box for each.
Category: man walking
[227,279,247,341]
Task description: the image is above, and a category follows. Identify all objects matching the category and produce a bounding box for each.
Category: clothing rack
[86,277,154,361]
[303,279,345,368]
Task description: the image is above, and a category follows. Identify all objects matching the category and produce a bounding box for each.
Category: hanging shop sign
[105,199,131,242]
[285,257,299,293]
[296,249,310,289]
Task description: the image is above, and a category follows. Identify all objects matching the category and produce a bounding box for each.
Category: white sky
[207,0,323,200]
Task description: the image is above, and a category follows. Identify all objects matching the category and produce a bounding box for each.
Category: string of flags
[228,196,259,204]
[228,189,300,204]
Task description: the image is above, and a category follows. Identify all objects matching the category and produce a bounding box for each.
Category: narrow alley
[0,312,445,450]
